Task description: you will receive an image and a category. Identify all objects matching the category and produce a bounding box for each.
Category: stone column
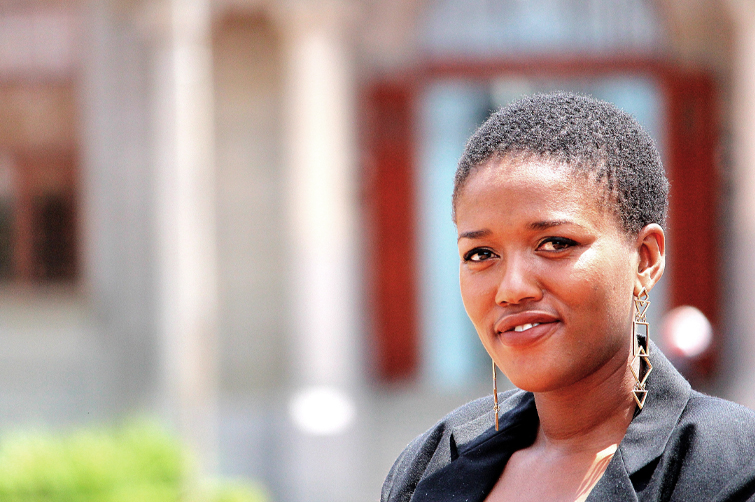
[274,1,364,500]
[725,0,755,409]
[143,0,219,472]
[81,0,158,415]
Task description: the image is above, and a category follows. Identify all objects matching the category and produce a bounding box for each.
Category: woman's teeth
[513,323,540,332]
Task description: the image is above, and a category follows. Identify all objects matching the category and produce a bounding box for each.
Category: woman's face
[456,158,640,393]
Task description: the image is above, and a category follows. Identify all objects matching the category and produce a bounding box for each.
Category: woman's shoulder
[678,391,755,451]
[648,391,755,501]
[380,389,525,502]
[679,391,755,444]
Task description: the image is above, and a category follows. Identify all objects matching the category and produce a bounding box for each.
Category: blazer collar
[587,344,691,501]
[450,390,534,450]
[618,341,691,475]
[411,392,539,502]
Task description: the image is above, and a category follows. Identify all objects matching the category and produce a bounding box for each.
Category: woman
[381,92,755,502]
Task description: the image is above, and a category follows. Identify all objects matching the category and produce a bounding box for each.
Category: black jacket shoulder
[636,391,755,502]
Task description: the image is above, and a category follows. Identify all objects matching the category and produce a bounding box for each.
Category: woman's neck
[532,351,638,453]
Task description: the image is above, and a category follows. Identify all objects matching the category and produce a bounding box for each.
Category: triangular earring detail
[631,288,652,409]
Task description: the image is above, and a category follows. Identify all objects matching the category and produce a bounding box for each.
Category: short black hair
[453,92,669,235]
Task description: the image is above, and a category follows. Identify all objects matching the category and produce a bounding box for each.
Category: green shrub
[0,420,269,502]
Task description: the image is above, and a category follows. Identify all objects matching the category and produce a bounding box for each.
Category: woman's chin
[500,367,563,393]
[498,355,587,393]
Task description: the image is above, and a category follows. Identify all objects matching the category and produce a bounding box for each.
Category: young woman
[381,92,755,502]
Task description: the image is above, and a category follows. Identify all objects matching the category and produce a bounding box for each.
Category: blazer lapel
[411,395,538,502]
[587,449,639,502]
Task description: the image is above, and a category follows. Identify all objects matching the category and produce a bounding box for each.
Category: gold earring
[492,359,500,431]
[631,288,653,409]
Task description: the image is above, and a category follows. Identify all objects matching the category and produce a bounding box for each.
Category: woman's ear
[634,223,665,295]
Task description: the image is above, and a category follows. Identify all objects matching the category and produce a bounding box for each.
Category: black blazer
[382,345,755,502]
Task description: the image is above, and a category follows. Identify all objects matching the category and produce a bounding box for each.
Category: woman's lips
[494,311,561,347]
[497,320,559,347]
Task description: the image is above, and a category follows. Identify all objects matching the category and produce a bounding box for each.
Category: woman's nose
[494,257,542,306]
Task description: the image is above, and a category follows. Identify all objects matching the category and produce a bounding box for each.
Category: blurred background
[1,0,755,500]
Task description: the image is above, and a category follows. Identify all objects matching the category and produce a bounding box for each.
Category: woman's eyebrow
[528,219,580,230]
[457,229,491,241]
[458,221,585,241]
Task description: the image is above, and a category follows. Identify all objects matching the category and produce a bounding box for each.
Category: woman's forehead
[455,158,621,233]
[464,157,605,197]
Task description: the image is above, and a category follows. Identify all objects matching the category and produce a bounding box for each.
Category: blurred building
[1,0,754,501]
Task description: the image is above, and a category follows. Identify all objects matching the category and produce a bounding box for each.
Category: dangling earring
[631,288,653,409]
[492,359,500,431]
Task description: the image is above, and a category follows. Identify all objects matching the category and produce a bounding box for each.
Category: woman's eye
[537,237,577,252]
[464,248,496,262]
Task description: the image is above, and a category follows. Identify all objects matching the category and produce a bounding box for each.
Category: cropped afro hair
[453,92,669,235]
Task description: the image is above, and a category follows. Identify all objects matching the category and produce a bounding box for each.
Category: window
[0,85,79,285]
[0,6,81,286]
[0,148,78,284]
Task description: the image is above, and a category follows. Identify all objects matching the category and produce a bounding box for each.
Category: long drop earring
[631,288,653,409]
[492,359,500,431]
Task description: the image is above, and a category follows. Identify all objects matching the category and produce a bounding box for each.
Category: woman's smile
[455,157,639,393]
[499,320,560,347]
[495,311,560,347]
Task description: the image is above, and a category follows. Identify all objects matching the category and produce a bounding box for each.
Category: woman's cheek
[461,272,492,310]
